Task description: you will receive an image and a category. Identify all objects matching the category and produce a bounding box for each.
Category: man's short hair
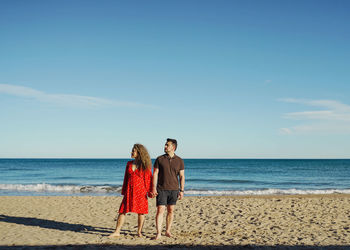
[167,138,177,150]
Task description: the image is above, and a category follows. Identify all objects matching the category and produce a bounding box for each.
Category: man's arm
[178,169,185,200]
[151,167,159,197]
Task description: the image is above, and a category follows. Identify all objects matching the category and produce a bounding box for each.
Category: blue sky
[1,0,349,158]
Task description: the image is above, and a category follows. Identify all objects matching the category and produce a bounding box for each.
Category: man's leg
[165,205,175,237]
[154,205,165,240]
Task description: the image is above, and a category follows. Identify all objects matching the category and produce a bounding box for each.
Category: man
[151,138,185,240]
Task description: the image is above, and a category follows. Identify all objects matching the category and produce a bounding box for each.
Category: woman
[108,144,153,238]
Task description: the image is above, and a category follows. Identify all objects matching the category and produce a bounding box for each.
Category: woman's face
[131,147,138,159]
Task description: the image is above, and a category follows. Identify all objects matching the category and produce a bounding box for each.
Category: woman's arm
[121,163,129,195]
[144,168,153,197]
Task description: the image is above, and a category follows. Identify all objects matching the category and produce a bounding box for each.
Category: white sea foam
[1,184,349,196]
[185,188,350,196]
[0,183,122,194]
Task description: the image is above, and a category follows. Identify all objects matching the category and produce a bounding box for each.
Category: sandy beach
[0,195,349,249]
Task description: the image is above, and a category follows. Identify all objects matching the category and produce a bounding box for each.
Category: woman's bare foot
[108,232,120,238]
[137,233,143,237]
[165,231,172,238]
[152,233,162,240]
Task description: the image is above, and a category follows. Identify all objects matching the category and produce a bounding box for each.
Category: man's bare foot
[152,233,162,240]
[108,232,120,238]
[137,233,143,237]
[165,231,172,238]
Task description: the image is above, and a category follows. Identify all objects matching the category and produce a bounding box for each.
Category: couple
[108,138,185,240]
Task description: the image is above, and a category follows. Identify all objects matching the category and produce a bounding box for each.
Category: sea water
[0,159,349,196]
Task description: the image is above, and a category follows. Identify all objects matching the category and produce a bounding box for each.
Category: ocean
[0,159,349,196]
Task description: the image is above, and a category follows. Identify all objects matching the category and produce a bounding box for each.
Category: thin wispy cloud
[0,84,157,109]
[279,128,292,135]
[279,98,350,134]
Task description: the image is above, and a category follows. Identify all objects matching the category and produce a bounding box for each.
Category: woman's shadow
[0,214,113,235]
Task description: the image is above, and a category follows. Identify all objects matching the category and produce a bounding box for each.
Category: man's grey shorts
[156,190,179,206]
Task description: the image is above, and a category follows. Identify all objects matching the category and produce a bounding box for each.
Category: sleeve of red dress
[121,163,129,196]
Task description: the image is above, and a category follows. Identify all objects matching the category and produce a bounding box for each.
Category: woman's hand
[150,188,158,198]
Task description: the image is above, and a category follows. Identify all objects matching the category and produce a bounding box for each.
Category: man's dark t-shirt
[154,154,184,191]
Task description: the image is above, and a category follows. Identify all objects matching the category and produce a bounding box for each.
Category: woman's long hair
[133,144,151,171]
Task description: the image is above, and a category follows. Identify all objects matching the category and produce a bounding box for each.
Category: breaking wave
[0,183,122,194]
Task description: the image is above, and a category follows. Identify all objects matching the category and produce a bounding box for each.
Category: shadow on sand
[0,214,112,235]
[1,214,349,249]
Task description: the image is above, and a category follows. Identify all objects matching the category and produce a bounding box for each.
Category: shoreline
[1,185,350,197]
[1,193,350,197]
[1,193,350,198]
[1,195,350,248]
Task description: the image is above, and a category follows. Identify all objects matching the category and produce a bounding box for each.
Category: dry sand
[0,195,350,249]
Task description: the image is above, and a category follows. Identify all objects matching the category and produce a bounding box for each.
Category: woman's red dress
[119,161,152,214]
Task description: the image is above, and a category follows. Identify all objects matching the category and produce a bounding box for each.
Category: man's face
[164,141,175,154]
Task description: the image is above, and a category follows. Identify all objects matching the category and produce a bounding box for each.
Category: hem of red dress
[118,210,149,214]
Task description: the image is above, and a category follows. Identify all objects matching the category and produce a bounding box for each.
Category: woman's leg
[108,213,126,237]
[137,214,145,237]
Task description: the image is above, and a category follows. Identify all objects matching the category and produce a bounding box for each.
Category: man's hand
[178,191,184,200]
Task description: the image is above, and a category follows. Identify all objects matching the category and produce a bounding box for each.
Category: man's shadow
[0,214,113,235]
